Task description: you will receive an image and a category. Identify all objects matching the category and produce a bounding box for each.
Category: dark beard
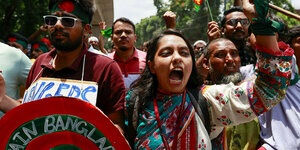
[226,30,247,49]
[50,29,83,52]
[119,46,129,51]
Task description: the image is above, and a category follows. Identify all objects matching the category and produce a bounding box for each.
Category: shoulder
[0,43,23,56]
[86,51,118,68]
[107,52,115,59]
[135,48,147,58]
[0,43,31,63]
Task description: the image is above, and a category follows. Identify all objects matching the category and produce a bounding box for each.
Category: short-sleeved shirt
[108,48,146,89]
[26,46,125,115]
[0,43,32,117]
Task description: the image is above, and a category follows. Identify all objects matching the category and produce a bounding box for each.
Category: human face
[223,12,249,42]
[90,40,98,49]
[149,35,193,93]
[194,43,205,53]
[112,21,136,52]
[48,11,85,52]
[292,36,300,69]
[31,48,44,59]
[208,40,241,82]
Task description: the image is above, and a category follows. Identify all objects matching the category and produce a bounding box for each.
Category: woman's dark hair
[130,29,203,108]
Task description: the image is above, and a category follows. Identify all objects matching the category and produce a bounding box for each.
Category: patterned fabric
[204,42,293,139]
[133,91,201,150]
[126,42,293,149]
[258,80,300,149]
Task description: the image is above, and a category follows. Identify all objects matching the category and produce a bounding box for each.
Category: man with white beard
[201,38,243,85]
[198,37,261,150]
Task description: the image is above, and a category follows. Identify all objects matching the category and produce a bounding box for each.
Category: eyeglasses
[43,15,81,28]
[226,19,250,27]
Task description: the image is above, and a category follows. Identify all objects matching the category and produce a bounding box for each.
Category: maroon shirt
[26,46,125,115]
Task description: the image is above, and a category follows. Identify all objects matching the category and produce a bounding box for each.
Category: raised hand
[163,11,176,29]
[207,21,221,41]
[242,0,258,22]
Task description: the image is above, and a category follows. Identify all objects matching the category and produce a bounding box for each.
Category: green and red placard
[0,97,131,150]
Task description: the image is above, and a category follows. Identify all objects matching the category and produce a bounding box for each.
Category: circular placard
[0,97,130,150]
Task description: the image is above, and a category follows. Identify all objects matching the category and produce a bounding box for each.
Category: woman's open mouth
[169,68,183,85]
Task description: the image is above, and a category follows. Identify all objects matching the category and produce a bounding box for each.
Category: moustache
[224,62,236,67]
[233,29,245,35]
[50,29,70,38]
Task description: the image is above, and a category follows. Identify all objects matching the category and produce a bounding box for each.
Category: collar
[41,44,88,71]
[112,47,139,63]
[156,88,183,101]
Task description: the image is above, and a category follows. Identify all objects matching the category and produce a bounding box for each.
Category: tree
[0,0,49,40]
[134,0,299,48]
[135,0,221,47]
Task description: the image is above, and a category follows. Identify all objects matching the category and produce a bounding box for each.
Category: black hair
[112,17,136,33]
[286,25,300,46]
[6,32,28,43]
[221,6,244,28]
[130,29,202,108]
[49,0,95,24]
[270,14,288,42]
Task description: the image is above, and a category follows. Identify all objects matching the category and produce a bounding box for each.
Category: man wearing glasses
[207,6,256,66]
[0,0,126,134]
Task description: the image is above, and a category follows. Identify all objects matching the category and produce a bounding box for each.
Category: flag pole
[206,0,214,21]
[269,3,300,21]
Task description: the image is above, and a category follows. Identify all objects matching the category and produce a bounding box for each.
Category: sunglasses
[226,19,250,27]
[43,15,81,28]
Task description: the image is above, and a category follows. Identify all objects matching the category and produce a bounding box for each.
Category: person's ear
[202,58,210,70]
[84,24,91,37]
[221,27,225,36]
[148,60,155,74]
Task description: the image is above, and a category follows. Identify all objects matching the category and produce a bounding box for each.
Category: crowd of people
[0,0,299,149]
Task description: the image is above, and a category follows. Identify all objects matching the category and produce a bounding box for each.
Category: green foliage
[135,0,299,47]
[0,0,49,40]
[223,0,299,27]
[135,0,221,47]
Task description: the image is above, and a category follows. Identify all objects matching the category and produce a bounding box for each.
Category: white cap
[88,36,99,43]
[193,40,207,47]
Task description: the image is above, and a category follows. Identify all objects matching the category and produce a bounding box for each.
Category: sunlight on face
[149,35,193,93]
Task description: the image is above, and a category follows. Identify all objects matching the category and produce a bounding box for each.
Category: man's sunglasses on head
[43,15,82,28]
[226,19,250,27]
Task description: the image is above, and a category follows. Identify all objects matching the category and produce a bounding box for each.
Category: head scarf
[32,43,49,53]
[50,0,90,24]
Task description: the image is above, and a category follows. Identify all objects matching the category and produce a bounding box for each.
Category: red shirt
[26,46,125,115]
[108,48,146,89]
